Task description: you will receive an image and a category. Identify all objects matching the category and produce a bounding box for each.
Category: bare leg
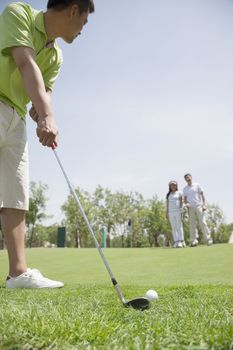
[0,208,27,277]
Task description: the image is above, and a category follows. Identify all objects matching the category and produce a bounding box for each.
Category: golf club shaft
[53,149,126,304]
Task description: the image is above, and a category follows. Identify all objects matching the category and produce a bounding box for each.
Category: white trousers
[188,206,211,242]
[168,211,184,242]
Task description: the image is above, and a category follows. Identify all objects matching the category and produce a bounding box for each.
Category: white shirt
[183,183,204,208]
[167,191,182,213]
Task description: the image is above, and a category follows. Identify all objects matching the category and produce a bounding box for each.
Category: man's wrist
[37,114,54,122]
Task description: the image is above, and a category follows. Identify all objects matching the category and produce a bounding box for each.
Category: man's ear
[70,4,80,19]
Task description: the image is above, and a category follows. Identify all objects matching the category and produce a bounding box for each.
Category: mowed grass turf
[0,244,232,349]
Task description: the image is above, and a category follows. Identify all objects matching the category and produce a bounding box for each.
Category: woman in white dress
[166,181,185,248]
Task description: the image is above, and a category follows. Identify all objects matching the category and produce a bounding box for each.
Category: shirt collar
[35,11,55,48]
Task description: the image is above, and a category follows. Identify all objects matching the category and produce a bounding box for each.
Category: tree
[94,188,148,247]
[92,186,116,236]
[127,207,150,247]
[109,191,144,245]
[146,197,170,247]
[32,224,58,247]
[204,204,224,243]
[61,188,97,247]
[25,181,49,247]
[214,223,233,243]
[62,186,149,248]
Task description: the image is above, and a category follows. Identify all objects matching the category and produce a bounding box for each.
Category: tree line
[22,182,233,248]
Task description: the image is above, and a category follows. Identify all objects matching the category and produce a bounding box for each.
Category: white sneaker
[6,268,64,289]
[177,241,183,248]
[173,242,178,248]
[207,238,213,246]
[190,239,198,247]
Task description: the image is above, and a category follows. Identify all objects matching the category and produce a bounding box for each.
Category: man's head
[184,173,192,185]
[47,0,95,13]
[46,0,95,43]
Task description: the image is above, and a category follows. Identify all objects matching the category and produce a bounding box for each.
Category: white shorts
[0,101,29,210]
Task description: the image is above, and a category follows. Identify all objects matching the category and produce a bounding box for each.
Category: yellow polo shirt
[0,2,63,120]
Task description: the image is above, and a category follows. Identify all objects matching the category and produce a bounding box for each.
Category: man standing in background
[183,173,213,247]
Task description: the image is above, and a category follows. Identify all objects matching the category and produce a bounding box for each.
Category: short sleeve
[0,3,34,56]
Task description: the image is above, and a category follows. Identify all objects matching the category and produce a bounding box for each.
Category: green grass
[0,244,232,349]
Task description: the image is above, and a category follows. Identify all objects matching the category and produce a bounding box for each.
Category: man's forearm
[30,90,52,123]
[12,46,58,147]
[201,193,206,205]
[18,59,52,119]
[11,46,52,119]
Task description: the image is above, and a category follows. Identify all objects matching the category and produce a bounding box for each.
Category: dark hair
[184,173,192,179]
[166,181,178,200]
[47,0,95,14]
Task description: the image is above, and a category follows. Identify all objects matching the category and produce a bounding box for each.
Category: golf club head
[124,297,150,311]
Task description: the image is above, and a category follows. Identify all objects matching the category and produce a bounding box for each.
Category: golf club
[52,148,150,311]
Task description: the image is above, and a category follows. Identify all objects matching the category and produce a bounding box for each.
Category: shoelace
[25,269,43,278]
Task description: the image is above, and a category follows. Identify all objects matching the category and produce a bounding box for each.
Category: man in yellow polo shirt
[0,0,95,288]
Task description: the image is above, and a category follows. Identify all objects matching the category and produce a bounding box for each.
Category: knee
[0,208,26,220]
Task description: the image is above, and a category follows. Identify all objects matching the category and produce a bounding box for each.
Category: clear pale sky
[1,0,233,224]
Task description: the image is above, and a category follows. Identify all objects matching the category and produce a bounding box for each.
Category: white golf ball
[146,289,158,301]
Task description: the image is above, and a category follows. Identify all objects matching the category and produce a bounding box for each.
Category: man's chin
[62,37,75,44]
